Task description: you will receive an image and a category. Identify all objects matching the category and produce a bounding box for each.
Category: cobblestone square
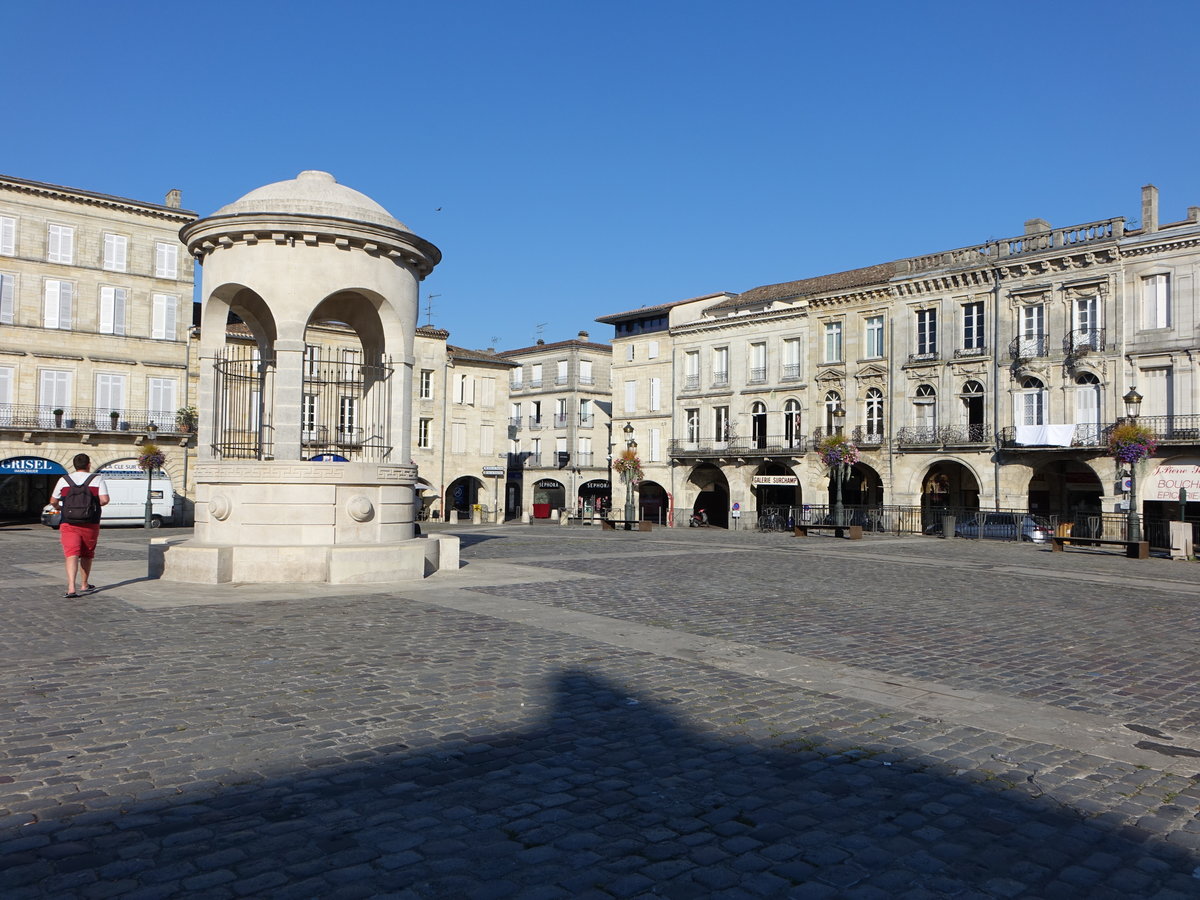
[2,523,1199,898]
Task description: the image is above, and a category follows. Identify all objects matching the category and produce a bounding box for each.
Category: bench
[794,524,863,540]
[601,518,652,532]
[1051,536,1149,559]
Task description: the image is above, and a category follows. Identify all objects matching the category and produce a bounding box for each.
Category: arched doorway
[824,461,884,524]
[415,478,437,520]
[578,478,611,518]
[505,480,522,520]
[1028,460,1103,521]
[920,461,981,529]
[446,475,485,519]
[532,477,565,519]
[637,481,667,524]
[688,463,730,528]
[753,462,799,516]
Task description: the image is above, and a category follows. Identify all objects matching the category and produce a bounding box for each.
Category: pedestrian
[49,453,110,598]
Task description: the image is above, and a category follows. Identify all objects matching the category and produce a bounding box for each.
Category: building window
[712,347,729,386]
[962,301,985,350]
[419,369,433,400]
[865,316,884,359]
[480,376,495,408]
[647,340,659,359]
[579,398,592,425]
[961,380,985,438]
[339,396,359,443]
[750,401,767,448]
[1074,373,1101,442]
[454,373,475,404]
[576,435,592,466]
[784,399,802,448]
[749,342,766,384]
[47,224,74,264]
[451,421,466,454]
[916,308,937,356]
[44,280,73,329]
[783,338,801,379]
[152,293,178,339]
[302,394,318,441]
[530,363,542,387]
[684,351,700,390]
[626,343,635,362]
[0,216,15,256]
[0,367,12,422]
[1017,304,1045,357]
[823,322,842,363]
[39,369,72,423]
[556,359,568,384]
[0,273,14,324]
[1017,377,1046,426]
[95,373,127,420]
[155,242,179,278]
[685,408,700,443]
[1071,295,1101,351]
[103,233,128,272]
[824,391,842,433]
[865,388,884,441]
[530,436,542,465]
[511,367,523,389]
[148,377,177,423]
[510,401,522,427]
[417,417,433,449]
[555,397,568,427]
[579,359,593,384]
[648,428,661,463]
[99,287,127,335]
[714,406,730,442]
[1141,274,1170,329]
[480,424,494,456]
[914,383,937,435]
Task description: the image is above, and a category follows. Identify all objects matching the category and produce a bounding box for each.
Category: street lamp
[1123,387,1143,541]
[831,402,847,526]
[144,423,159,530]
[622,422,637,526]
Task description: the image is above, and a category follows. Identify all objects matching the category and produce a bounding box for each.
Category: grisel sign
[0,456,67,475]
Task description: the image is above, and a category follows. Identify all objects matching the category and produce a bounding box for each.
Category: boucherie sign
[1146,457,1200,500]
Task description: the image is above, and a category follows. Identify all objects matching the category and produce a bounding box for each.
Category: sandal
[64,592,79,599]
[80,585,98,595]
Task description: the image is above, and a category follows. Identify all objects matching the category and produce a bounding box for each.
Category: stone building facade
[0,174,197,523]
[598,185,1200,534]
[498,332,613,520]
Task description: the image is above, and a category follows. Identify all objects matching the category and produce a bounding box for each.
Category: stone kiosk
[155,171,457,583]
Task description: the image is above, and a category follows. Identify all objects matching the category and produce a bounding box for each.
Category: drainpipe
[990,255,1003,511]
[441,353,451,519]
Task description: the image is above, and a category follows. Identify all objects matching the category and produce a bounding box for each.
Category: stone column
[272,340,305,460]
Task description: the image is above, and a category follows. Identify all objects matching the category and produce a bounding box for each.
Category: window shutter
[100,287,114,333]
[0,216,14,255]
[0,274,13,324]
[624,380,636,413]
[649,377,661,411]
[480,424,493,456]
[650,428,661,462]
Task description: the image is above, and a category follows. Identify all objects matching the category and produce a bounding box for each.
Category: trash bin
[941,515,955,539]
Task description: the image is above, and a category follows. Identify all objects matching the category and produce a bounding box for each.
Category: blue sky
[7,0,1199,351]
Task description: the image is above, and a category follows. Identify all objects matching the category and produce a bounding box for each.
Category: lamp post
[1123,387,1143,541]
[144,424,158,530]
[831,402,846,526]
[622,422,637,526]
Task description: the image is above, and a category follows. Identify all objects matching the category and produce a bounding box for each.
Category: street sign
[482,466,505,476]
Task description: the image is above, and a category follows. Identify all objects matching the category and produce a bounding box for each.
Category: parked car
[954,513,1052,543]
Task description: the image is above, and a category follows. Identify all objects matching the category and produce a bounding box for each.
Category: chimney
[536,338,545,345]
[1024,218,1051,235]
[1188,206,1200,223]
[577,330,589,341]
[1142,184,1159,233]
[165,189,182,209]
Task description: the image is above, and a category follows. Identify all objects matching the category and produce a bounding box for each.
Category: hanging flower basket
[138,442,166,471]
[817,434,860,468]
[612,448,643,484]
[1108,422,1157,465]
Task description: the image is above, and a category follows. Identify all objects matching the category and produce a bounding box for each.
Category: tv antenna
[424,293,441,326]
[535,322,548,342]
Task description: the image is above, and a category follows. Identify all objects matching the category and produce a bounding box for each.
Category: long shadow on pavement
[3,670,1198,898]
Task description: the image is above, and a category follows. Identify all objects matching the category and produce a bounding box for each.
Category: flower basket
[1108,422,1157,465]
[612,448,643,484]
[138,443,166,472]
[817,434,860,468]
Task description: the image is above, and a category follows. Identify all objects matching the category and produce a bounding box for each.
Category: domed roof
[215,170,409,231]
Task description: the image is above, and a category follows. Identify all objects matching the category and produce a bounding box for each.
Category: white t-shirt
[52,471,110,504]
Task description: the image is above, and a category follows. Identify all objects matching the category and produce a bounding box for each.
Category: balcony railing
[575,452,594,466]
[528,417,543,429]
[907,350,939,364]
[1064,328,1106,355]
[554,414,569,428]
[669,434,808,457]
[748,367,766,384]
[579,414,594,427]
[852,426,885,447]
[0,404,191,434]
[954,346,987,358]
[1009,334,1050,360]
[894,425,992,447]
[579,375,594,385]
[781,363,801,380]
[683,375,700,390]
[1129,415,1200,444]
[999,423,1110,448]
[555,376,568,385]
[509,416,523,428]
[712,373,729,388]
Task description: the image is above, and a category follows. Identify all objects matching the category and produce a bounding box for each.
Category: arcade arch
[687,463,730,528]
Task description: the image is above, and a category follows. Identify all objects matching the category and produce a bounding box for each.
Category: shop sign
[580,480,610,490]
[1146,458,1200,501]
[0,456,66,475]
[752,474,798,486]
[535,479,563,489]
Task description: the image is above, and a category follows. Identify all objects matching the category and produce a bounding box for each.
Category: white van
[100,474,175,527]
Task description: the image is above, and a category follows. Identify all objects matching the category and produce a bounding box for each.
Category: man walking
[49,453,110,598]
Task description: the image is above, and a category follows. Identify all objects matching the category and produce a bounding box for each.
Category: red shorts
[60,523,101,559]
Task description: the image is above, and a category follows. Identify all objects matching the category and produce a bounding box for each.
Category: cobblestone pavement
[2,523,1200,899]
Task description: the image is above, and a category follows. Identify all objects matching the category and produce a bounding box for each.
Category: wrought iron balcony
[527,416,543,429]
[896,424,991,448]
[509,416,523,428]
[669,434,808,458]
[1130,415,1200,444]
[579,414,594,427]
[781,363,801,380]
[998,423,1111,448]
[906,351,939,364]
[953,346,987,359]
[1063,328,1106,355]
[712,373,730,388]
[554,414,569,428]
[851,426,885,447]
[1008,334,1050,360]
[683,375,700,390]
[0,404,192,434]
[748,367,767,384]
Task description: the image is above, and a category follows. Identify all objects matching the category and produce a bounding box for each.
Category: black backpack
[61,473,102,525]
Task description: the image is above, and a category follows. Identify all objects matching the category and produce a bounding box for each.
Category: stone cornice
[180,212,442,278]
[0,175,197,224]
